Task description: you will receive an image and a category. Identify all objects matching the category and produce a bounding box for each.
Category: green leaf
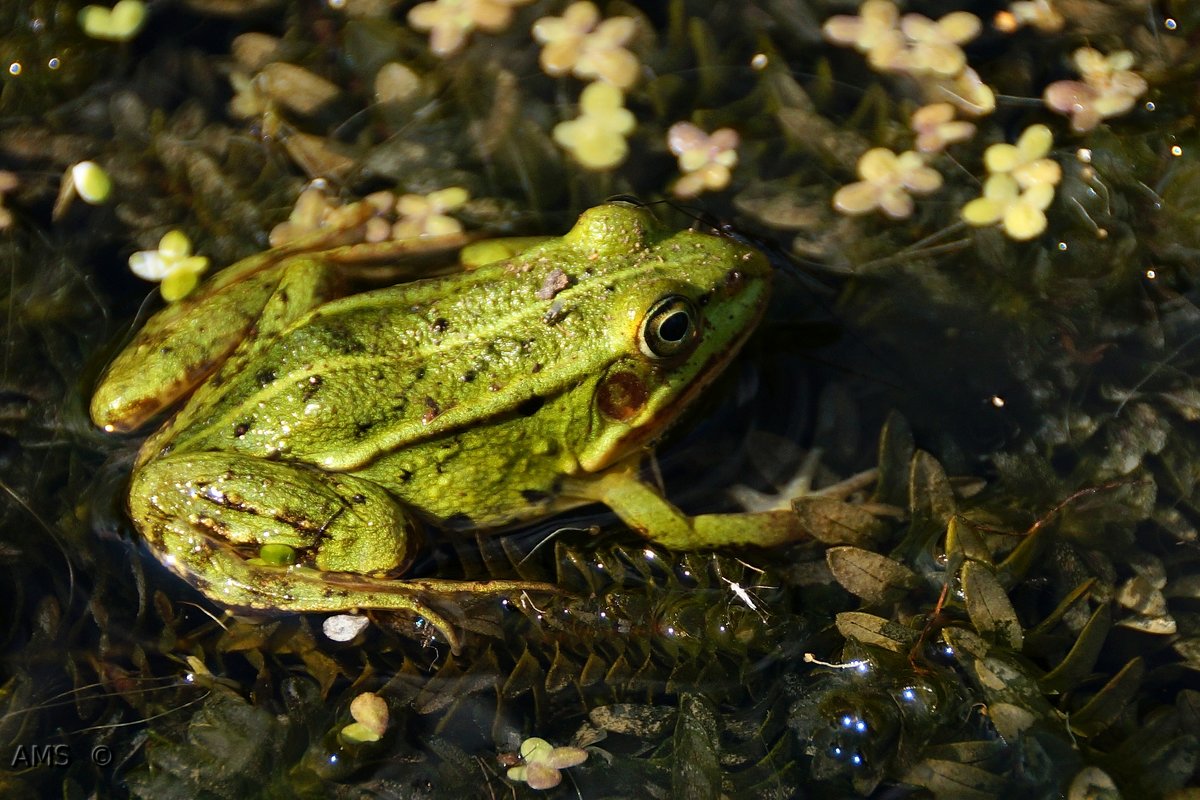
[672,694,720,800]
[1069,657,1144,737]
[834,612,916,652]
[909,450,956,537]
[904,758,1006,800]
[826,546,918,605]
[1040,605,1113,693]
[1025,579,1096,645]
[961,561,1023,650]
[945,517,991,564]
[874,412,914,507]
[793,496,889,547]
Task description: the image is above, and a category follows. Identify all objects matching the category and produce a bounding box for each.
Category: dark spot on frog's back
[597,371,648,422]
[520,488,551,504]
[233,419,253,437]
[721,269,744,294]
[327,324,366,355]
[516,396,545,417]
[422,397,441,423]
[256,368,277,387]
[355,420,373,438]
[431,318,449,333]
[303,375,323,400]
[276,507,318,531]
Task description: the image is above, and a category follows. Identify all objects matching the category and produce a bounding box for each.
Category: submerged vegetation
[2,0,1200,797]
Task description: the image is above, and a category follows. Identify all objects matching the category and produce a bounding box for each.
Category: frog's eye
[640,295,700,359]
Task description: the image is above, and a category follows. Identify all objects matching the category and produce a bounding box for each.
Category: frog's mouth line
[586,287,770,473]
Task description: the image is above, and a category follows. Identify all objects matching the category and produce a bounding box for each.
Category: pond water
[2,0,1199,797]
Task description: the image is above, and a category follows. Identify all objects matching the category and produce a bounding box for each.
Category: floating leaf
[904,758,1006,800]
[827,546,919,605]
[834,612,916,652]
[988,702,1036,742]
[1069,657,1144,737]
[1067,766,1120,800]
[1025,580,1096,645]
[590,704,677,737]
[945,517,991,564]
[1116,574,1169,616]
[1173,638,1200,670]
[794,497,889,547]
[1041,605,1113,693]
[673,694,720,800]
[961,561,1023,650]
[875,412,915,508]
[909,451,957,537]
[943,626,990,660]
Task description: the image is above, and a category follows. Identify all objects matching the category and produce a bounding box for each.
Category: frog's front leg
[575,466,811,550]
[130,453,554,653]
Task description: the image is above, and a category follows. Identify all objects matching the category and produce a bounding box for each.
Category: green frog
[92,202,806,650]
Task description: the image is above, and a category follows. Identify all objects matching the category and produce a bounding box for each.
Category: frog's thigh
[580,469,809,549]
[131,452,416,575]
[130,453,558,653]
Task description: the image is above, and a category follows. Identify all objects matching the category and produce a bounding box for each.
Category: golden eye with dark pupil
[639,295,700,359]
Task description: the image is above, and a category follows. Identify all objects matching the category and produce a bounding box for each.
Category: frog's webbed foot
[729,448,880,512]
[130,453,557,653]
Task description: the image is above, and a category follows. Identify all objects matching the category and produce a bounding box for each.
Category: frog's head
[565,202,772,472]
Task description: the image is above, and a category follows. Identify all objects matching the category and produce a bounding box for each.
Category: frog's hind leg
[92,255,341,434]
[129,452,554,652]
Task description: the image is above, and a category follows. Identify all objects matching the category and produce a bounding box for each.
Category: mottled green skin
[91,204,795,648]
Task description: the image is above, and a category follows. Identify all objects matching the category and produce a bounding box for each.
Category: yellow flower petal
[1016,124,1053,160]
[1073,47,1106,77]
[161,270,200,302]
[1002,201,1047,240]
[983,173,1020,202]
[679,149,708,172]
[564,1,599,31]
[1093,91,1138,118]
[580,81,623,112]
[428,186,469,210]
[821,15,864,47]
[424,214,464,236]
[861,0,899,28]
[349,692,390,739]
[984,143,1020,174]
[1013,158,1061,189]
[962,196,1003,226]
[937,11,981,44]
[858,148,898,182]
[580,47,640,89]
[912,102,956,128]
[1107,50,1135,72]
[71,161,112,204]
[878,186,914,219]
[1022,183,1056,212]
[540,40,577,74]
[901,165,943,194]
[832,181,880,215]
